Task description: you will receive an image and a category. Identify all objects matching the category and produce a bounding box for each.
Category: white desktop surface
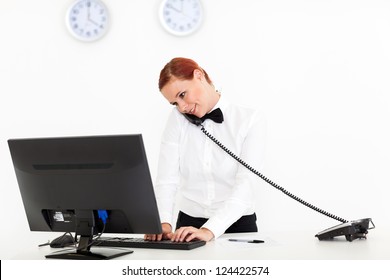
[6,227,389,260]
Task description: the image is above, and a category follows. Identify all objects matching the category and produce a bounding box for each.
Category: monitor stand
[45,235,133,260]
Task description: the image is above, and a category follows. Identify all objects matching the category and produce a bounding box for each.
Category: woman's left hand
[171,226,214,242]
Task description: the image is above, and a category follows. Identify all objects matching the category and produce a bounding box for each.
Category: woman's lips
[189,105,196,115]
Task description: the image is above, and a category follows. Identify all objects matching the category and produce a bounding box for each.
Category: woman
[145,57,266,242]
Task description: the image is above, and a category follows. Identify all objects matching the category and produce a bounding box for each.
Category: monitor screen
[8,134,162,259]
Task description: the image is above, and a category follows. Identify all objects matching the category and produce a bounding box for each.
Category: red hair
[158,57,212,91]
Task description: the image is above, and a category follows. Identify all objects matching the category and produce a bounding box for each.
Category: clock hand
[87,7,100,27]
[167,3,181,14]
[87,5,91,20]
[88,18,100,26]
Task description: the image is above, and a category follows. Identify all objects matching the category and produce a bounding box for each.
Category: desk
[6,227,390,260]
[3,229,389,280]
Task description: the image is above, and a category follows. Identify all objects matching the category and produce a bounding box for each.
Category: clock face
[66,0,109,42]
[159,0,203,36]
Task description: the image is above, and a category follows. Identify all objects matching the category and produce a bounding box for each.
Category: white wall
[1,0,389,259]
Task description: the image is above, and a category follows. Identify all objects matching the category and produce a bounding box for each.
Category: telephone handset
[184,113,204,126]
[183,113,375,241]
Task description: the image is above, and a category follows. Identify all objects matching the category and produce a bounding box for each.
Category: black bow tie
[201,108,224,124]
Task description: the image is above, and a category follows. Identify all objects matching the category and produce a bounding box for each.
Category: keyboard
[94,237,206,250]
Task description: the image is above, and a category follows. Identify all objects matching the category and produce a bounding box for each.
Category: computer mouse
[50,234,75,248]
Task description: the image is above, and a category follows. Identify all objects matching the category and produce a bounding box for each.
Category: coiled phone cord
[200,125,348,224]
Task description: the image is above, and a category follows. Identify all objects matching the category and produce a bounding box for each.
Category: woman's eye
[170,91,186,106]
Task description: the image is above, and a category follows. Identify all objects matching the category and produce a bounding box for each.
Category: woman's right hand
[144,223,173,241]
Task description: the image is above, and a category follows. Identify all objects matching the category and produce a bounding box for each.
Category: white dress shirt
[155,95,267,238]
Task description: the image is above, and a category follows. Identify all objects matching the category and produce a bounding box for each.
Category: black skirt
[175,211,258,233]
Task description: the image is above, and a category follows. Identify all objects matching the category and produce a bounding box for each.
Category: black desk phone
[183,113,375,241]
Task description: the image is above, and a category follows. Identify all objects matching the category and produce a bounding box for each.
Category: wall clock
[159,0,204,36]
[66,0,110,42]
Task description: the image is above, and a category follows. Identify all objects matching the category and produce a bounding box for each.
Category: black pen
[228,239,264,243]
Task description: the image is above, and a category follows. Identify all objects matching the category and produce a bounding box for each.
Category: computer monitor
[8,134,162,259]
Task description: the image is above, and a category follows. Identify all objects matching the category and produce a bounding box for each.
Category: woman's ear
[193,69,204,80]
